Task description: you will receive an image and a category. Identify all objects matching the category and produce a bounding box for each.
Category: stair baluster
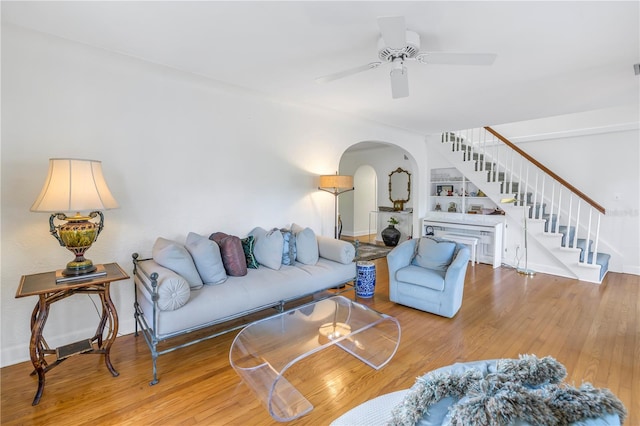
[510,152,515,194]
[573,201,581,250]
[585,210,593,265]
[548,181,556,229]
[491,134,497,182]
[592,215,601,266]
[549,189,560,234]
[567,195,573,247]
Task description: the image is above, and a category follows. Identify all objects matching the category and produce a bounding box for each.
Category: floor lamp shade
[31,158,119,277]
[318,174,354,238]
[318,175,354,191]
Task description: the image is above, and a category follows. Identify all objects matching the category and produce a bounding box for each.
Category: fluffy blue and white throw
[389,355,626,426]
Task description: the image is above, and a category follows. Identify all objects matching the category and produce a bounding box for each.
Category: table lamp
[318,173,354,239]
[30,158,119,277]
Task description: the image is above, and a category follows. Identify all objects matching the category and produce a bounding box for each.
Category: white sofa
[132,228,356,385]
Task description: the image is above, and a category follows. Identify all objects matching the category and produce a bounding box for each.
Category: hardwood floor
[2,258,638,425]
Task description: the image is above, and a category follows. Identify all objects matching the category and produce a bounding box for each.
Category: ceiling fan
[316,16,497,99]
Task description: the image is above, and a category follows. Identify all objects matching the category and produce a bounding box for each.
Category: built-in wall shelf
[430,167,497,215]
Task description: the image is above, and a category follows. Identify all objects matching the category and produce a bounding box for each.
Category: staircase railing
[442,127,606,268]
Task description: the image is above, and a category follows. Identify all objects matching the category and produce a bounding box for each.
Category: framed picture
[436,185,454,195]
[469,204,483,213]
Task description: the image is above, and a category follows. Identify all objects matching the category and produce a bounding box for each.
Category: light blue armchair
[387,237,470,318]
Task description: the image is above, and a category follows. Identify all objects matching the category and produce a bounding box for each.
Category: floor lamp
[501,196,536,276]
[318,174,354,239]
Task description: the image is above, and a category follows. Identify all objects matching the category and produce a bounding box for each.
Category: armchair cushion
[412,237,457,271]
[396,265,446,291]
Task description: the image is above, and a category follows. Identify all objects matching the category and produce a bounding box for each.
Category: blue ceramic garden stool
[356,261,376,298]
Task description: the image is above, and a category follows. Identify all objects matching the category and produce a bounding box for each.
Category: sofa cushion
[317,235,355,265]
[249,227,284,270]
[209,232,247,277]
[136,259,191,311]
[396,265,446,291]
[153,237,203,289]
[412,237,457,271]
[140,257,356,337]
[185,232,228,285]
[241,235,259,269]
[280,229,297,266]
[291,223,319,265]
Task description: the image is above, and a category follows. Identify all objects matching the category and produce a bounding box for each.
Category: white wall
[350,165,377,238]
[0,25,426,366]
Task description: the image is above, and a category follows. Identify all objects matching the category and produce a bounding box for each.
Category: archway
[339,142,419,242]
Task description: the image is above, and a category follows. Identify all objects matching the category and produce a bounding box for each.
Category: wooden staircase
[434,127,610,283]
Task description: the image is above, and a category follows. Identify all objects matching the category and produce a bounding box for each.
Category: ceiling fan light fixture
[391,57,406,72]
[377,31,420,62]
[390,60,409,99]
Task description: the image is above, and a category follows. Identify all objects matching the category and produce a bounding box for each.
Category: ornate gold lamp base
[50,212,104,276]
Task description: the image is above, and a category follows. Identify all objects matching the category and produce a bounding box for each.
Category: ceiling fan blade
[315,62,382,84]
[377,16,407,49]
[416,52,497,66]
[390,65,409,99]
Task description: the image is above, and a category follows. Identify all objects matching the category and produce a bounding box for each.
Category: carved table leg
[99,283,119,377]
[30,295,50,405]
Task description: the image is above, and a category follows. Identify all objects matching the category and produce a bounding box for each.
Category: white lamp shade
[30,158,119,213]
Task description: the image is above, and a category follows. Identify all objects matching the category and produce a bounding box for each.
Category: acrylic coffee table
[229,295,401,422]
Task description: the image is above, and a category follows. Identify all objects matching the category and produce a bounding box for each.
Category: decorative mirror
[388,167,411,211]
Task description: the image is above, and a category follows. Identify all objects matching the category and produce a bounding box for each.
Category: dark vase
[381,225,401,247]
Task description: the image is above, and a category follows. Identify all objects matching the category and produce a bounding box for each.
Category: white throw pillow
[249,227,284,270]
[317,235,355,264]
[185,232,227,285]
[137,260,191,311]
[153,237,204,289]
[292,223,319,265]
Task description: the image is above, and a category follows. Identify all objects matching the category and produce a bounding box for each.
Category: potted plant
[382,216,401,247]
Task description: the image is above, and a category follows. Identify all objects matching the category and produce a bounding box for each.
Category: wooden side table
[15,263,129,405]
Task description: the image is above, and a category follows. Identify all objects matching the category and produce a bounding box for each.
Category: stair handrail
[484,126,606,214]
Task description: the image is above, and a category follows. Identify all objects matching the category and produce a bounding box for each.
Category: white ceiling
[3,1,639,135]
